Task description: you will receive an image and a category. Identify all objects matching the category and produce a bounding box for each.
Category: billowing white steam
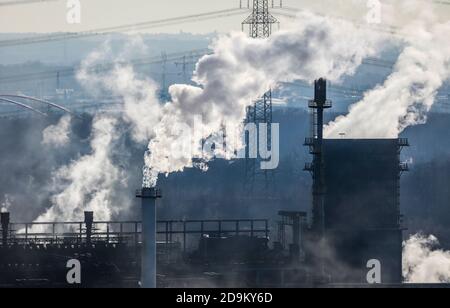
[33,116,125,224]
[76,38,162,144]
[72,12,384,188]
[142,12,383,186]
[42,115,72,147]
[403,234,450,283]
[325,0,450,138]
[32,9,388,221]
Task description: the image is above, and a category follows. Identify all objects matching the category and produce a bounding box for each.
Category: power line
[0,0,58,7]
[0,46,396,84]
[272,7,405,37]
[0,8,249,48]
[243,0,278,194]
[0,48,210,84]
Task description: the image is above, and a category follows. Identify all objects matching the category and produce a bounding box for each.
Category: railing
[399,163,409,172]
[3,219,270,253]
[303,163,314,172]
[6,221,140,246]
[308,99,332,109]
[304,138,315,146]
[398,138,409,147]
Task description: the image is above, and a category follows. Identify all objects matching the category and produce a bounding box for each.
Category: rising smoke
[33,116,127,225]
[67,13,386,190]
[27,39,163,224]
[25,9,383,224]
[35,10,384,222]
[325,0,450,138]
[141,11,383,186]
[1,194,12,213]
[31,3,449,228]
[42,115,72,147]
[403,234,450,283]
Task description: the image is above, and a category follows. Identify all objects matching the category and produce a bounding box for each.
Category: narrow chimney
[1,212,10,246]
[84,211,94,245]
[136,187,162,288]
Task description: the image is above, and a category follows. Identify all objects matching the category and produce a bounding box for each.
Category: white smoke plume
[28,38,162,224]
[32,9,386,222]
[74,12,384,188]
[141,11,384,186]
[403,234,450,283]
[33,116,125,225]
[77,38,162,144]
[1,194,12,213]
[325,0,450,138]
[42,115,71,147]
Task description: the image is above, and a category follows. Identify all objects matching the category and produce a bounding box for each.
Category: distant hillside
[0,32,213,65]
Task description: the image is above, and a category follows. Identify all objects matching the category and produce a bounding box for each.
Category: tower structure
[304,79,332,235]
[160,52,169,102]
[242,0,278,193]
[305,79,409,283]
[136,187,162,288]
[1,212,9,247]
[174,54,197,83]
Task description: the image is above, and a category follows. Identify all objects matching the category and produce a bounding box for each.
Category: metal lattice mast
[174,54,197,83]
[160,52,169,101]
[242,0,278,194]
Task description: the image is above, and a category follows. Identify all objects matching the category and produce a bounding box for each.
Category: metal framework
[175,54,197,83]
[0,97,47,117]
[242,0,278,38]
[277,211,306,263]
[2,215,269,255]
[304,79,332,235]
[242,0,278,194]
[160,52,170,102]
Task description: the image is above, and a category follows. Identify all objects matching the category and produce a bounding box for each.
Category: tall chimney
[84,211,94,245]
[136,187,162,288]
[1,212,10,246]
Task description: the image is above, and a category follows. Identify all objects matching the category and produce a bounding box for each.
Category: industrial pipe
[136,187,162,288]
[1,212,10,246]
[84,211,94,245]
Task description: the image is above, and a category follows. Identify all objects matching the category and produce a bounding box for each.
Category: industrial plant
[1,0,450,290]
[0,78,412,288]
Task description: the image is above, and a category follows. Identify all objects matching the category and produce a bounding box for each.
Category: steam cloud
[70,12,384,189]
[325,0,450,138]
[42,115,72,147]
[32,1,450,220]
[403,234,450,283]
[33,116,127,225]
[141,12,383,186]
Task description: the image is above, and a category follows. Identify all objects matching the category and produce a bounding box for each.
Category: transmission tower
[160,52,170,101]
[242,0,279,194]
[174,54,197,83]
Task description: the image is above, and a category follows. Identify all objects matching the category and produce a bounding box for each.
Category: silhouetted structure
[321,139,408,283]
[305,78,409,284]
[242,0,278,193]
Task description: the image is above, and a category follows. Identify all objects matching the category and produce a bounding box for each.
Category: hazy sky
[0,0,449,34]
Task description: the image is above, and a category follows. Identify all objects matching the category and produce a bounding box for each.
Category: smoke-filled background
[1,0,450,282]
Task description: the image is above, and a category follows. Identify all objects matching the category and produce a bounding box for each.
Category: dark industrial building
[320,139,407,283]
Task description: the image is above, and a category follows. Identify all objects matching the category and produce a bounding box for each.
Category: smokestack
[136,187,162,288]
[84,211,94,245]
[1,212,10,246]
